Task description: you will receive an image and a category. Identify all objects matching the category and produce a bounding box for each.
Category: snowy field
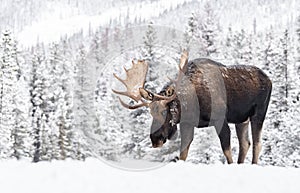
[1,159,300,193]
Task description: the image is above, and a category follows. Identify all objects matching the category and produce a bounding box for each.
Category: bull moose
[112,51,272,164]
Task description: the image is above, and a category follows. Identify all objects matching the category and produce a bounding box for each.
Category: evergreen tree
[231,29,253,65]
[260,29,289,165]
[47,43,80,160]
[40,113,52,161]
[281,29,289,98]
[296,15,300,64]
[222,26,234,65]
[142,21,158,81]
[184,13,197,51]
[196,2,220,57]
[289,15,300,106]
[91,29,103,65]
[56,41,77,160]
[0,31,19,159]
[271,30,289,124]
[47,43,65,160]
[30,45,47,162]
[12,50,32,160]
[73,44,93,158]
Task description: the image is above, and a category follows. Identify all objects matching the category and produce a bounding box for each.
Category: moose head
[112,51,189,148]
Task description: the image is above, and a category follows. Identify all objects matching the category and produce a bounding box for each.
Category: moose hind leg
[235,119,250,164]
[217,122,233,164]
[250,116,264,164]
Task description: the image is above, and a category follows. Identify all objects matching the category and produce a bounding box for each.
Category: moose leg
[235,119,250,164]
[250,116,263,164]
[179,142,192,161]
[179,123,194,161]
[217,122,233,164]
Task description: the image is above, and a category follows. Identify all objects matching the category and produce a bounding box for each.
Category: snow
[0,1,299,191]
[1,159,299,193]
[18,0,194,46]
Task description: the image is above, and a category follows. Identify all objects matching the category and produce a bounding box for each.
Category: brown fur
[149,58,272,164]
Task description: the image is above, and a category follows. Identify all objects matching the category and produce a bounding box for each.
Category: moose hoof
[170,156,179,162]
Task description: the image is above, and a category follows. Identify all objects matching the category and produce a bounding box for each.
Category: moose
[112,51,272,164]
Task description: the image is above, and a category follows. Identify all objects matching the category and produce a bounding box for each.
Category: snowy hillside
[18,0,193,46]
[1,159,300,193]
[7,0,299,46]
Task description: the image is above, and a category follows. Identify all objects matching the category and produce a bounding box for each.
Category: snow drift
[0,159,299,193]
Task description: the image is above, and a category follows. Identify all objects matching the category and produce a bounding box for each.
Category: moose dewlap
[112,51,272,164]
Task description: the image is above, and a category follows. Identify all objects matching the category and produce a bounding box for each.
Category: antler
[113,50,189,110]
[112,60,150,109]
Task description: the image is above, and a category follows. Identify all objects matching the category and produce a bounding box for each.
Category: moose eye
[161,110,167,117]
[148,93,153,99]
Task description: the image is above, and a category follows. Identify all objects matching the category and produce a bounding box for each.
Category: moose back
[112,51,272,164]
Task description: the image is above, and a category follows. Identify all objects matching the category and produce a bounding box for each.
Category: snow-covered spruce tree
[251,31,265,69]
[285,59,300,167]
[184,13,197,51]
[290,14,300,115]
[294,14,300,102]
[47,42,84,160]
[58,40,82,160]
[259,29,291,166]
[296,15,300,64]
[30,44,49,162]
[230,29,253,65]
[48,43,66,160]
[278,28,300,167]
[259,30,278,165]
[94,72,130,161]
[101,27,110,55]
[142,21,159,82]
[11,39,33,160]
[73,44,94,158]
[270,30,288,128]
[36,43,63,161]
[12,75,33,160]
[195,2,220,58]
[280,29,289,99]
[45,44,59,159]
[0,31,19,159]
[91,29,103,65]
[222,26,235,65]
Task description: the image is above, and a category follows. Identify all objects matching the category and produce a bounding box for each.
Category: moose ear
[165,86,175,97]
[179,50,189,73]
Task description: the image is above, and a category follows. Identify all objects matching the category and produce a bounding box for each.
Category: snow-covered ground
[1,159,300,193]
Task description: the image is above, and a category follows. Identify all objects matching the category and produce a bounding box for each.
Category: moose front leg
[179,123,194,161]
